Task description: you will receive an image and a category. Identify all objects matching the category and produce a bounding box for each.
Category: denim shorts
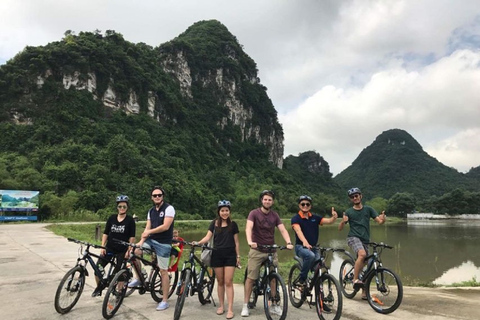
[142,238,171,270]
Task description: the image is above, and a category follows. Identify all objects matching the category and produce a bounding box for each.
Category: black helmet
[217,200,231,209]
[259,190,275,201]
[297,195,312,203]
[116,195,129,203]
[347,187,362,197]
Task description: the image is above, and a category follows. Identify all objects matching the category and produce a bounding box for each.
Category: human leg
[347,237,367,287]
[224,266,235,316]
[214,267,225,314]
[295,245,315,283]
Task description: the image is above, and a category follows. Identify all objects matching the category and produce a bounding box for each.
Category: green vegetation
[449,277,480,287]
[1,23,478,223]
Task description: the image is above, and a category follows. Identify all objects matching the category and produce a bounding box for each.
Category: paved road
[1,223,479,320]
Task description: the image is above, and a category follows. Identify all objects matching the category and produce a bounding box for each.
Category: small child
[170,229,181,268]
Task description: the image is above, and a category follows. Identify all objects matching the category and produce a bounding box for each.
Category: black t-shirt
[208,220,239,249]
[103,214,136,253]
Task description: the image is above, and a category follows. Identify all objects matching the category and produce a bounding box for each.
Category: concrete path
[1,223,479,320]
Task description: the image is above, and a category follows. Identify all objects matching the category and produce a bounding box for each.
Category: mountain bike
[288,246,343,320]
[102,239,178,319]
[243,244,288,320]
[54,238,118,314]
[339,241,403,314]
[173,240,216,320]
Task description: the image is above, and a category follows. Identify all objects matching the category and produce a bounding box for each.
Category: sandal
[226,311,234,319]
[216,307,225,315]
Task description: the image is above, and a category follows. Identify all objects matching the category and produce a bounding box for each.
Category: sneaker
[156,301,169,311]
[241,304,249,317]
[270,305,283,316]
[127,278,141,288]
[91,287,102,297]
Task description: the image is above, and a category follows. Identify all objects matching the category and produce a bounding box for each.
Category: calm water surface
[181,219,480,285]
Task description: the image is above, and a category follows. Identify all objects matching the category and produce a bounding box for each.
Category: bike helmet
[259,189,275,201]
[217,200,231,209]
[116,195,129,203]
[347,187,362,197]
[297,195,312,203]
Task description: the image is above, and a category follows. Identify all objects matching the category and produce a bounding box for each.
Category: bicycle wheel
[197,266,215,305]
[287,264,305,308]
[102,269,129,319]
[315,273,342,320]
[54,266,86,314]
[364,267,403,314]
[264,273,288,320]
[151,268,178,302]
[174,269,192,320]
[339,259,357,299]
[244,267,258,309]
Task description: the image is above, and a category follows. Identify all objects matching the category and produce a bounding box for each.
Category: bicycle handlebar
[112,239,154,255]
[67,237,106,250]
[365,241,393,249]
[177,240,215,251]
[257,244,287,251]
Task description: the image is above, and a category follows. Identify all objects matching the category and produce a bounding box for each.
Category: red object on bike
[168,237,184,272]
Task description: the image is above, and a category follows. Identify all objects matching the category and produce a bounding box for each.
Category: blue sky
[1,0,479,175]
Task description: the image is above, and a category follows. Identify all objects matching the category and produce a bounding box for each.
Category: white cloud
[280,49,480,175]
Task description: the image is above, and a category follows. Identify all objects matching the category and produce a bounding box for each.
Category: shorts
[211,248,236,268]
[246,248,278,280]
[142,238,171,270]
[347,237,369,255]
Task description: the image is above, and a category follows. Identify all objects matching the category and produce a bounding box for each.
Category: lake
[180,219,480,286]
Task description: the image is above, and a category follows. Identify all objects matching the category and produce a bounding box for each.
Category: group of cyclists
[95,185,386,319]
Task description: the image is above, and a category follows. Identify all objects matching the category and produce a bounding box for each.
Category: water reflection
[180,219,480,285]
[434,261,480,285]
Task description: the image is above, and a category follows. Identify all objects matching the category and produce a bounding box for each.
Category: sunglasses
[349,194,361,199]
[300,202,311,207]
[117,205,127,209]
[152,193,163,198]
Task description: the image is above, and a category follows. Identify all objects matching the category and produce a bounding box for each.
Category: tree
[387,193,415,217]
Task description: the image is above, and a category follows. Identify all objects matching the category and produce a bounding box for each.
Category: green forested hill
[334,129,477,199]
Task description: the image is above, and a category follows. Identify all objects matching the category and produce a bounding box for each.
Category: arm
[142,216,174,239]
[375,211,386,225]
[338,212,348,231]
[245,219,256,248]
[138,220,152,245]
[321,207,338,225]
[234,233,241,266]
[277,223,293,249]
[101,233,108,256]
[195,230,213,245]
[292,224,311,249]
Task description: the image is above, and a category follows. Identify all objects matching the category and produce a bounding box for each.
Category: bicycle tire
[287,264,305,308]
[315,273,342,320]
[197,266,215,305]
[364,267,403,314]
[151,268,178,302]
[264,272,288,320]
[174,269,191,320]
[54,266,86,314]
[124,263,136,297]
[244,267,258,309]
[339,259,357,299]
[102,269,129,319]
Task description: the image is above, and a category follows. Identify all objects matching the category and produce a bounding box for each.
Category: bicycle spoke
[366,268,403,314]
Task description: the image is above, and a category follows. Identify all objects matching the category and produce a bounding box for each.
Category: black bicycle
[288,246,343,320]
[339,241,403,314]
[243,244,288,320]
[102,239,178,319]
[173,240,216,320]
[54,238,118,314]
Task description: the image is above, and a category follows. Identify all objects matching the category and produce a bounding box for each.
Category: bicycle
[339,241,403,314]
[288,246,343,320]
[243,244,288,320]
[101,239,178,319]
[173,240,216,320]
[54,238,119,314]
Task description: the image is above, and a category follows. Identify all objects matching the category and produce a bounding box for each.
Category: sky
[1,0,480,176]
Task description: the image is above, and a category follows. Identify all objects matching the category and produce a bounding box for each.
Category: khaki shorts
[246,248,278,280]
